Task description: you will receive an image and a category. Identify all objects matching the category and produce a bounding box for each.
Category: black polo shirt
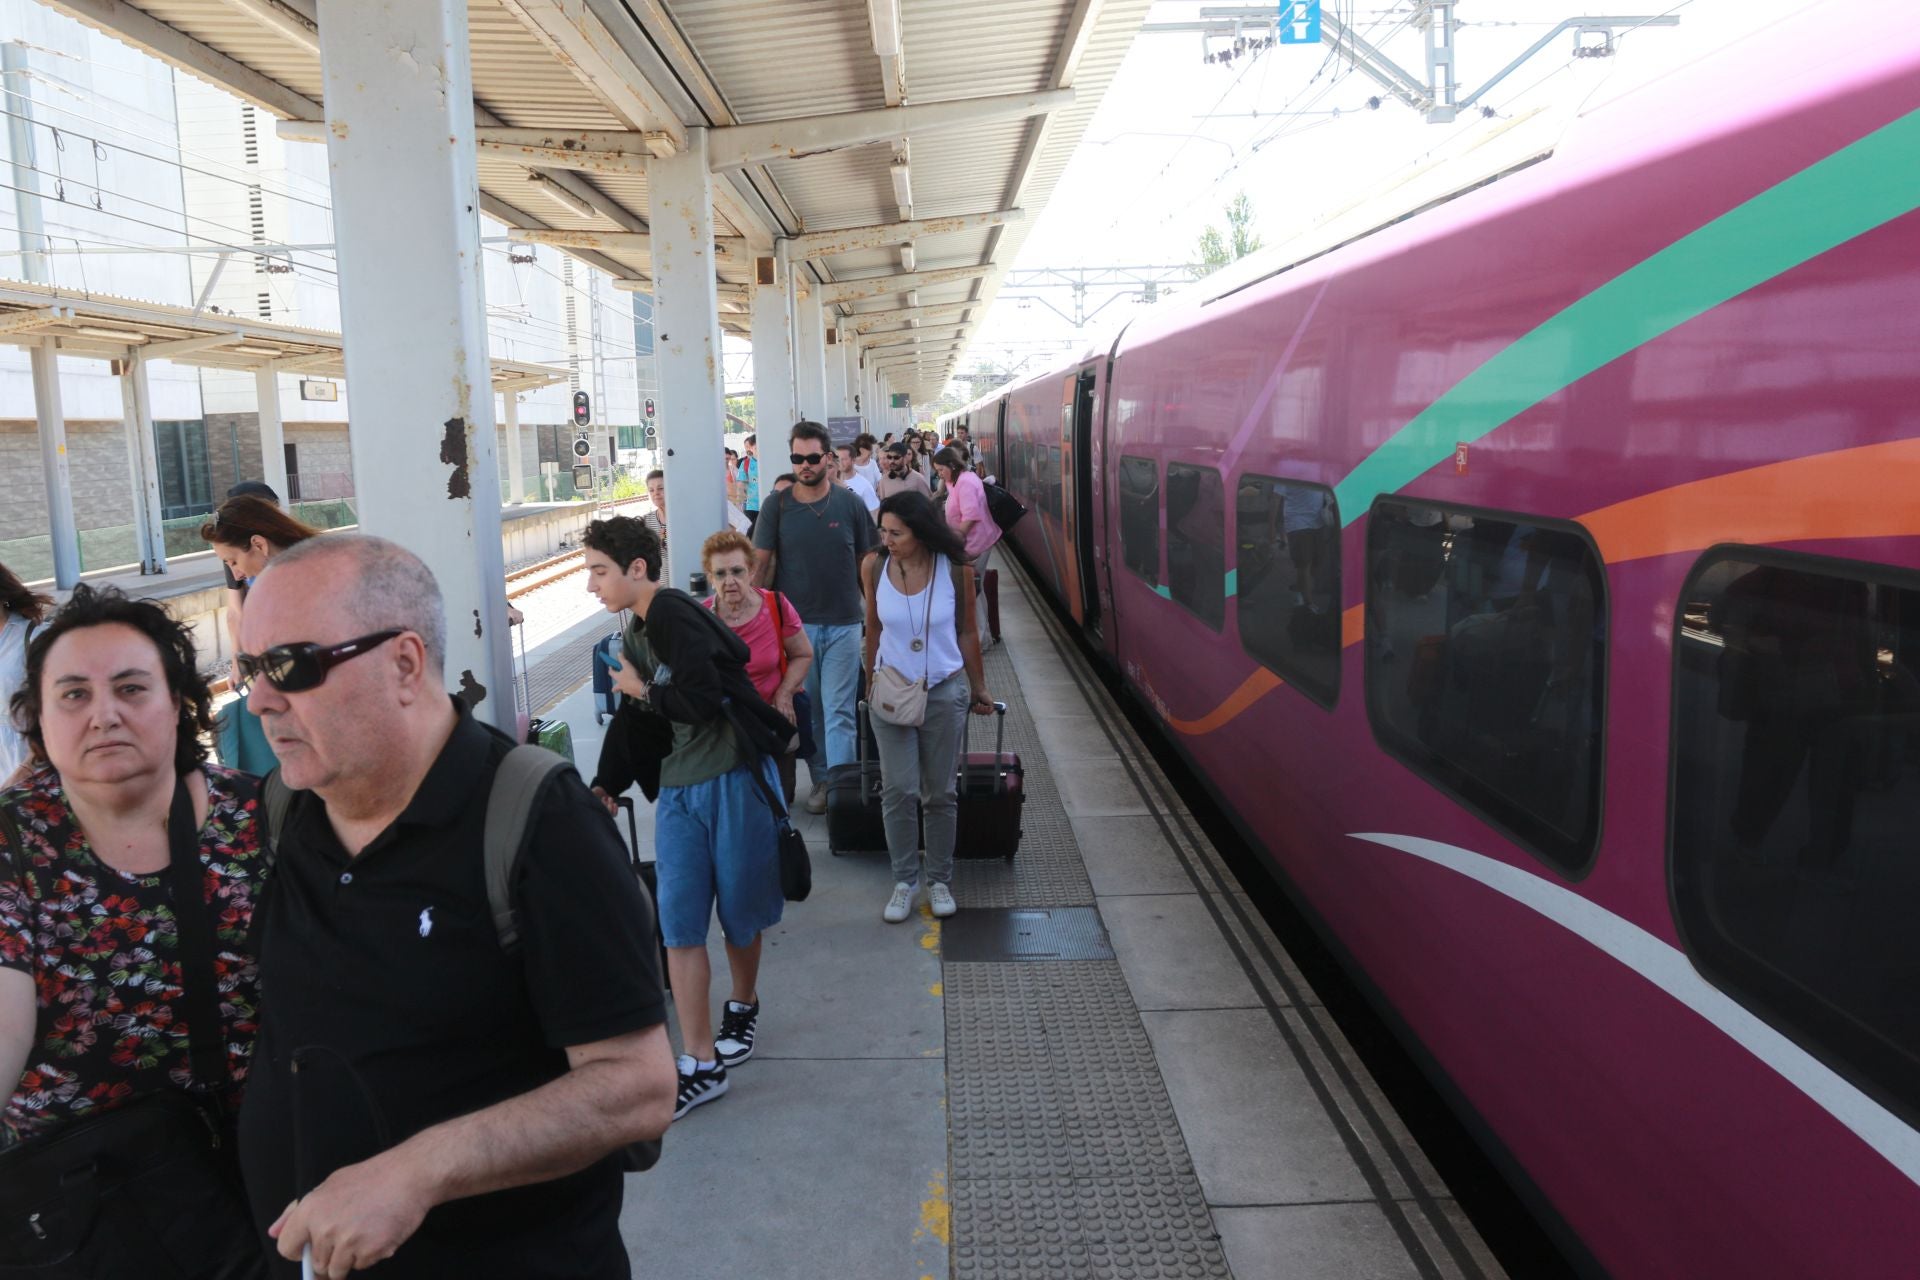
[239,699,666,1279]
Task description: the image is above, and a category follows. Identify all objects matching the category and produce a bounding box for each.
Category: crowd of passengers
[0,419,998,1278]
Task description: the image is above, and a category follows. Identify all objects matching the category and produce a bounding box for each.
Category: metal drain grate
[942,907,1115,962]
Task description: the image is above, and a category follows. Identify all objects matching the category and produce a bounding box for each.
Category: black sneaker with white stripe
[674,1054,728,1119]
[714,1000,759,1067]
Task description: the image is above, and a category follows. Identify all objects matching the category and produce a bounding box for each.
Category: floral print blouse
[0,764,266,1145]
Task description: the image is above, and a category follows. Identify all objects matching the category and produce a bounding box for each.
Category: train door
[1072,368,1100,635]
[1057,375,1085,624]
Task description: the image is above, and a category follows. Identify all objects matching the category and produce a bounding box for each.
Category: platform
[519,561,1507,1280]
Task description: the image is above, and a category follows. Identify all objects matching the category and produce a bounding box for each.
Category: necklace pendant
[910,638,924,653]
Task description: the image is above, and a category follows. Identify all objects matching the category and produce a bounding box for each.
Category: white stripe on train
[1350,832,1920,1187]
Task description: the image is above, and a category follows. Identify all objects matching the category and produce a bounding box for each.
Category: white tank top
[876,554,964,688]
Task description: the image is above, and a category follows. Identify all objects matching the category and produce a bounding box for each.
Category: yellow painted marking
[917,1170,951,1246]
[929,981,944,997]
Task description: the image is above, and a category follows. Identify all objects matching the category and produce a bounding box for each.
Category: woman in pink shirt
[934,447,1000,649]
[701,530,814,801]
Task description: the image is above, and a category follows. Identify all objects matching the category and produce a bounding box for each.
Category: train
[940,8,1920,1276]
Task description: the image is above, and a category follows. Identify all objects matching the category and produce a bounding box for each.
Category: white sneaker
[805,781,828,815]
[883,881,916,923]
[928,882,958,918]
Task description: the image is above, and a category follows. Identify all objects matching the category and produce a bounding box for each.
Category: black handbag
[722,703,812,903]
[0,781,268,1280]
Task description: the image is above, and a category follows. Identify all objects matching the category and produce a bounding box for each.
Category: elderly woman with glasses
[0,585,268,1272]
[701,531,813,803]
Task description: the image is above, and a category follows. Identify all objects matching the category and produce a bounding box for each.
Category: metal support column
[650,126,727,591]
[501,390,525,504]
[750,246,796,439]
[823,323,847,419]
[794,297,828,423]
[118,355,168,575]
[31,340,79,587]
[317,0,512,725]
[255,367,289,502]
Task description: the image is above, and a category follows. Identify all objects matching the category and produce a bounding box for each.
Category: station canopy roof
[0,279,567,391]
[43,0,1155,401]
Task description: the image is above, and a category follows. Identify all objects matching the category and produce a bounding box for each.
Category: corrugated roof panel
[668,0,883,122]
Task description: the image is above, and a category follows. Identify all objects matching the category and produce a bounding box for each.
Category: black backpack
[983,481,1026,532]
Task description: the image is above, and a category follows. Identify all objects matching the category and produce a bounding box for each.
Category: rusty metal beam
[787,209,1023,261]
[507,228,750,259]
[845,301,974,333]
[819,264,992,304]
[708,90,1074,172]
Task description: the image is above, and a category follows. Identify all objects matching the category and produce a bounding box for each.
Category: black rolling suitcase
[827,700,894,855]
[955,701,1023,860]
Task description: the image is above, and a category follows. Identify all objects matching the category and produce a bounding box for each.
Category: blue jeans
[804,621,862,775]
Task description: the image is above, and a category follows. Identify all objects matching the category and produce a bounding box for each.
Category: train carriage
[951,7,1920,1275]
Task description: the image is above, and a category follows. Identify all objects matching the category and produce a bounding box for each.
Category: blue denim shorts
[653,758,786,948]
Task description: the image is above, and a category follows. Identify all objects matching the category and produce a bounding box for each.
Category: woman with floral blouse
[0,585,267,1162]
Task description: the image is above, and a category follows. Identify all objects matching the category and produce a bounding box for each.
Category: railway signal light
[644,397,656,419]
[573,390,591,427]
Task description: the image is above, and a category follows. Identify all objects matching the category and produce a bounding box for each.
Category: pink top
[707,589,804,701]
[945,471,1001,561]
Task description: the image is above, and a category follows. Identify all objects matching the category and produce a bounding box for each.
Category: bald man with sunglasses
[232,534,673,1279]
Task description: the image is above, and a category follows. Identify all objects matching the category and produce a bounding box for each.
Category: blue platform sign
[1279,0,1321,44]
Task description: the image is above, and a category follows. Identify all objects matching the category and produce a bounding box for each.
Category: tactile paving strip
[951,639,1097,908]
[946,954,1231,1279]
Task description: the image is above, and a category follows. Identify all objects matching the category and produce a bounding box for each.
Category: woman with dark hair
[0,585,267,1274]
[860,492,993,924]
[200,495,321,774]
[0,562,53,785]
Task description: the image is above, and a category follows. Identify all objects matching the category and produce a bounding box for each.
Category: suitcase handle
[960,700,1009,767]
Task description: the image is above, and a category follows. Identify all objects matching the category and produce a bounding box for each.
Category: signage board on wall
[299,379,339,402]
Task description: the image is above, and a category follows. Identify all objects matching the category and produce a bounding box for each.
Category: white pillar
[651,126,727,593]
[750,248,796,440]
[118,355,167,575]
[793,297,828,424]
[318,0,512,727]
[255,367,289,503]
[31,340,79,588]
[845,342,864,425]
[501,390,525,504]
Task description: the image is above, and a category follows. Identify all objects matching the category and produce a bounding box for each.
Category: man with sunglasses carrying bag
[230,535,675,1279]
[751,421,879,816]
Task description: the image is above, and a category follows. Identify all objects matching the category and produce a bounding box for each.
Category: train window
[1118,455,1159,585]
[1167,463,1225,630]
[1671,549,1920,1126]
[1236,476,1340,707]
[1364,500,1606,872]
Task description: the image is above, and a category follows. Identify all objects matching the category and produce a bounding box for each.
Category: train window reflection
[1672,550,1920,1126]
[1118,455,1159,585]
[1237,476,1340,707]
[1364,500,1606,872]
[1167,463,1225,630]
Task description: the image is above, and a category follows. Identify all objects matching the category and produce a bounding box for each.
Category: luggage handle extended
[959,700,1010,779]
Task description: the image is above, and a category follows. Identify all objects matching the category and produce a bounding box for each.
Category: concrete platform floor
[520,562,1507,1280]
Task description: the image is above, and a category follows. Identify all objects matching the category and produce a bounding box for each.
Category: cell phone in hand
[595,647,623,672]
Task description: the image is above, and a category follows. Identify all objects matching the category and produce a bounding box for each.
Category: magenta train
[941,12,1920,1277]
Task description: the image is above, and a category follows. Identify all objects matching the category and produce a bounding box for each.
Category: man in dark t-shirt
[752,420,877,813]
[236,534,673,1278]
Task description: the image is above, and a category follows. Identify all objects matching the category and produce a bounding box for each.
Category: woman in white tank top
[861,492,994,923]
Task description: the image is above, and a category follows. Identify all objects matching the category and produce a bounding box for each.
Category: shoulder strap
[766,590,789,677]
[165,775,227,1092]
[484,745,573,949]
[262,768,293,859]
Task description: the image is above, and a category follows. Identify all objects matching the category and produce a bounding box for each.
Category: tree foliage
[1196,191,1263,277]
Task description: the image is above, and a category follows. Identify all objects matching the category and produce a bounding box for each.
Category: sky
[952,0,1814,391]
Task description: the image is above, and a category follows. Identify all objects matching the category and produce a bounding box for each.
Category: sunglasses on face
[234,629,402,695]
[790,452,825,465]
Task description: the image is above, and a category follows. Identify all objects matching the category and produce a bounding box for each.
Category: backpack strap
[484,744,574,949]
[262,768,294,865]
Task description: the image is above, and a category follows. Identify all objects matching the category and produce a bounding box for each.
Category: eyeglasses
[790,452,824,465]
[709,565,751,579]
[234,629,402,695]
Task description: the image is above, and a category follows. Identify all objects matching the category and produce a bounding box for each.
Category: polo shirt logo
[418,907,435,938]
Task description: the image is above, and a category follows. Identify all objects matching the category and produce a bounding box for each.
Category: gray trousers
[871,670,971,886]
